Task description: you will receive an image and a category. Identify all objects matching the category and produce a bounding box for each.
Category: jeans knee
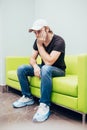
[17,65,26,75]
[41,65,52,76]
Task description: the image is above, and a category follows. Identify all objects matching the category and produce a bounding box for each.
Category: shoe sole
[13,100,34,108]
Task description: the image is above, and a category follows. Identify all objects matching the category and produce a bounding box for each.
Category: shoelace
[18,95,30,102]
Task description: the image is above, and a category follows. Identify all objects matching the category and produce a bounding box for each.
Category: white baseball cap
[29,19,48,32]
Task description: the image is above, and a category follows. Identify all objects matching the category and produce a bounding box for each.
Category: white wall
[0,1,3,83]
[0,0,87,84]
[35,0,87,54]
[2,0,35,56]
[0,0,35,84]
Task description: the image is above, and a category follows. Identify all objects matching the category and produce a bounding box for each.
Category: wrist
[37,39,44,46]
[33,64,38,68]
[37,43,44,48]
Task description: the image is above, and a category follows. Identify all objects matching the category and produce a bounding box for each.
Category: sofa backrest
[36,56,42,64]
[65,55,78,75]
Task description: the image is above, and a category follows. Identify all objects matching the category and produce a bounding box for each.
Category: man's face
[33,27,47,41]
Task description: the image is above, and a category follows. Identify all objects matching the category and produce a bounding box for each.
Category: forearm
[30,57,37,68]
[30,49,39,68]
[37,45,51,65]
[30,56,41,77]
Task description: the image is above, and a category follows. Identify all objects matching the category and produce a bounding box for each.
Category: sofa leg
[6,85,10,92]
[2,85,10,93]
[82,113,86,126]
[0,85,8,93]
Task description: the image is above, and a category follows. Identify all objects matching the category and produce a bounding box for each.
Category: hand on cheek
[37,32,46,45]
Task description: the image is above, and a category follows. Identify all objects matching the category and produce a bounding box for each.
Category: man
[13,19,66,122]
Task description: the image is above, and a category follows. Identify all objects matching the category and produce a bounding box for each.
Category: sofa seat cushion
[30,76,41,87]
[53,75,78,97]
[7,70,18,81]
[8,71,78,97]
[7,70,30,82]
[30,75,78,97]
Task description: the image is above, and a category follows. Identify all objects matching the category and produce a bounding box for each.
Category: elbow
[45,59,54,66]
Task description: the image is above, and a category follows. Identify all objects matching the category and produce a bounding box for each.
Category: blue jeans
[17,64,65,106]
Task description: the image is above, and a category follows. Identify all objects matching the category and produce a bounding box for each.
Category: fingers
[34,71,40,78]
[38,31,45,42]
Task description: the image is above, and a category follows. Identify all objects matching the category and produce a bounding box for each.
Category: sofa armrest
[6,56,30,83]
[78,54,87,113]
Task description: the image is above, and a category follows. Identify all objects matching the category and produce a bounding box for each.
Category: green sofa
[6,54,87,124]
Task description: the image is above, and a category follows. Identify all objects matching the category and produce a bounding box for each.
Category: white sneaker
[33,103,50,122]
[12,95,34,108]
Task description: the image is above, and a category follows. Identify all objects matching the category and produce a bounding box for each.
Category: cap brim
[29,29,33,32]
[29,26,43,33]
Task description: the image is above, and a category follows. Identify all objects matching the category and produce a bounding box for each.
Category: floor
[0,86,87,130]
